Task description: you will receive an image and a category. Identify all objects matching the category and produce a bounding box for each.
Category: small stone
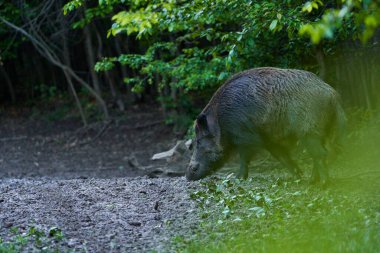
[67,238,78,247]
[106,233,116,239]
[4,222,13,228]
[82,215,91,222]
[128,221,142,227]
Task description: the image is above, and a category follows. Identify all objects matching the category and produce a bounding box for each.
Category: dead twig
[77,119,114,147]
[66,120,114,148]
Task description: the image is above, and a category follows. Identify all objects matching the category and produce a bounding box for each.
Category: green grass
[176,111,380,253]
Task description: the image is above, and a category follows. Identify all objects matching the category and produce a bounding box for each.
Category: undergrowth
[0,226,65,253]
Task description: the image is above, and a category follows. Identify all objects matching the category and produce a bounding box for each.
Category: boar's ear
[196,112,222,150]
[196,113,210,134]
[196,113,220,138]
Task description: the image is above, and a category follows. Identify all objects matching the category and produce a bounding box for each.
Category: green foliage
[190,175,281,220]
[0,226,66,252]
[302,0,323,13]
[184,177,379,253]
[300,0,380,44]
[63,0,380,93]
[95,57,116,72]
[65,0,320,95]
[110,9,159,38]
[63,0,84,15]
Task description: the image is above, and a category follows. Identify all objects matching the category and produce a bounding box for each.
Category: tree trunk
[0,65,16,103]
[94,24,125,111]
[316,46,326,80]
[115,36,135,104]
[62,25,88,126]
[115,37,129,78]
[84,23,102,97]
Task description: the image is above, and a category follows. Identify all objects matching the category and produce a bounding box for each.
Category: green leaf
[63,0,83,15]
[365,15,378,27]
[302,2,313,13]
[269,19,278,31]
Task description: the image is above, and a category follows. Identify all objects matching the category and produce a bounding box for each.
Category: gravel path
[0,177,201,252]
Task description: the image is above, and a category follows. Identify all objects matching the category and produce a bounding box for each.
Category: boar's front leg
[237,146,254,179]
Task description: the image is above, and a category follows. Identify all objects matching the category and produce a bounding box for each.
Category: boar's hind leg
[267,145,302,179]
[304,137,329,185]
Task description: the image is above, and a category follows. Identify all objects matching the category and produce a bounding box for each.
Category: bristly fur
[202,67,342,144]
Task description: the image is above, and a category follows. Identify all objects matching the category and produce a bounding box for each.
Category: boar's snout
[186,162,202,181]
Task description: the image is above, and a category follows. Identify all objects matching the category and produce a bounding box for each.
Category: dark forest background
[1,0,379,130]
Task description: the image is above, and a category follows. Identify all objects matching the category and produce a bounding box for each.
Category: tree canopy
[64,0,379,90]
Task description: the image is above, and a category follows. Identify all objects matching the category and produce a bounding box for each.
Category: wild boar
[186,67,345,184]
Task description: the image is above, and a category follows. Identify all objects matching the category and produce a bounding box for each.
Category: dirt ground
[0,106,202,252]
[0,105,178,179]
[0,178,200,252]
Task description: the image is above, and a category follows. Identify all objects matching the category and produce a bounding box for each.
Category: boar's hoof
[236,172,248,180]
